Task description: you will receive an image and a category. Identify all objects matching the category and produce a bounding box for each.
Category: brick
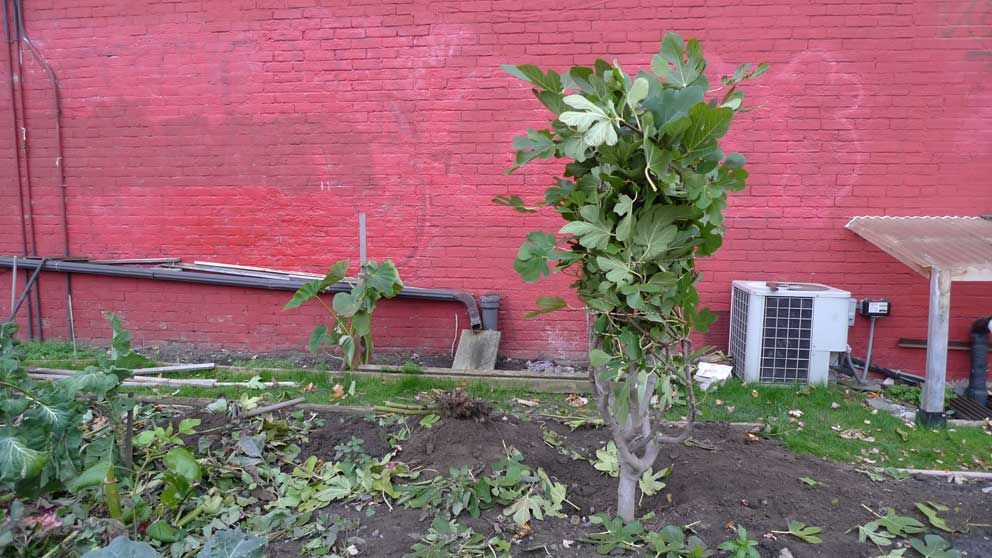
[0,0,988,379]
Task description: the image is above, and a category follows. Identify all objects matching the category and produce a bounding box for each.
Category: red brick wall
[1,0,990,378]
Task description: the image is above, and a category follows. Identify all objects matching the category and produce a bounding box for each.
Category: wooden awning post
[919,267,951,428]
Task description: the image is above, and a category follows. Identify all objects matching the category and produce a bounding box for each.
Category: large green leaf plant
[498,33,765,520]
[0,313,137,504]
[285,259,403,369]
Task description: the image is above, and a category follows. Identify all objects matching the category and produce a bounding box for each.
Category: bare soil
[261,410,992,558]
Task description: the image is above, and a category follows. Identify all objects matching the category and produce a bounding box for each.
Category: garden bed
[212,408,991,557]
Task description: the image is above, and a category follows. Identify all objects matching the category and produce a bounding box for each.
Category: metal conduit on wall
[0,257,486,330]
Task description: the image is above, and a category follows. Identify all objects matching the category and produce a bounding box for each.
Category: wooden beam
[132,363,215,375]
[919,268,951,425]
[897,338,988,352]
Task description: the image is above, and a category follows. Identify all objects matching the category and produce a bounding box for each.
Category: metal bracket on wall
[5,256,45,323]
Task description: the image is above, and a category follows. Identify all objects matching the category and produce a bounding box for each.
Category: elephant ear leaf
[81,536,157,558]
[363,259,404,298]
[198,528,266,558]
[284,280,322,310]
[285,259,351,310]
[319,259,350,289]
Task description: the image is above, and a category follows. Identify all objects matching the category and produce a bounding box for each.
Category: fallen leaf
[831,402,840,409]
[751,389,760,398]
[513,398,539,407]
[566,394,589,408]
[788,409,804,418]
[840,428,876,442]
[332,383,346,399]
[715,399,724,405]
[726,405,736,414]
[302,383,317,393]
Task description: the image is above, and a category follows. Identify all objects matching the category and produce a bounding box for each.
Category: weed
[717,526,759,558]
[401,360,423,375]
[644,524,713,558]
[584,513,644,554]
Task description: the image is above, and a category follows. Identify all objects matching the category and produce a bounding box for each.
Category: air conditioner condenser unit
[728,281,852,385]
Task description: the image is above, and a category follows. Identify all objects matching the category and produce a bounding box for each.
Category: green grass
[122,365,555,411]
[16,339,102,361]
[21,339,988,471]
[230,358,325,370]
[18,339,155,370]
[688,380,990,471]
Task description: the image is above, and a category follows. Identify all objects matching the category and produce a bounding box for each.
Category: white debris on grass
[695,362,733,391]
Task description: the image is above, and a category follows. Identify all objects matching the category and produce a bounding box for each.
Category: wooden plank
[133,363,215,375]
[921,268,951,419]
[192,260,324,279]
[174,263,293,281]
[897,337,988,352]
[27,371,297,388]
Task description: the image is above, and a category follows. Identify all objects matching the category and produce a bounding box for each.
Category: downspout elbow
[967,316,990,406]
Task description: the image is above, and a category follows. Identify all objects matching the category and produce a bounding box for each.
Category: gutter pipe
[967,317,990,406]
[14,0,72,344]
[2,0,35,337]
[0,257,484,330]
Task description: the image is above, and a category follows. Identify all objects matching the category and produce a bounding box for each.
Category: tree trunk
[351,336,364,370]
[616,460,640,521]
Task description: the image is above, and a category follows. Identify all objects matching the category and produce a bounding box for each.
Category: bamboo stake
[243,397,306,418]
[132,363,216,375]
[27,372,296,388]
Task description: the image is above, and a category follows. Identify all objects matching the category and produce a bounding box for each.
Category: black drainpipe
[2,0,35,338]
[15,0,72,344]
[0,257,484,330]
[967,316,989,406]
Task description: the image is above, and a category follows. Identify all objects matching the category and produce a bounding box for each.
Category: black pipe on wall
[0,256,484,330]
[967,316,990,406]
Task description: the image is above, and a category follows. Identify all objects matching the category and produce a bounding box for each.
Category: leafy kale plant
[498,33,765,519]
[0,314,137,508]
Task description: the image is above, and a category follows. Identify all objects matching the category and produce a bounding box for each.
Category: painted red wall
[1,0,990,379]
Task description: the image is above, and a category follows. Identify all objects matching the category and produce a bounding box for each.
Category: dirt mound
[270,411,991,557]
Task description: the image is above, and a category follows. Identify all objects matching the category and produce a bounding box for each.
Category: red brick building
[1,0,989,380]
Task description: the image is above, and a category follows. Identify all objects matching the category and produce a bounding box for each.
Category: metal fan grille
[729,286,749,372]
[759,296,813,383]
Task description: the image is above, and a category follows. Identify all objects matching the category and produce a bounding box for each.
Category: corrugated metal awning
[846,216,992,281]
